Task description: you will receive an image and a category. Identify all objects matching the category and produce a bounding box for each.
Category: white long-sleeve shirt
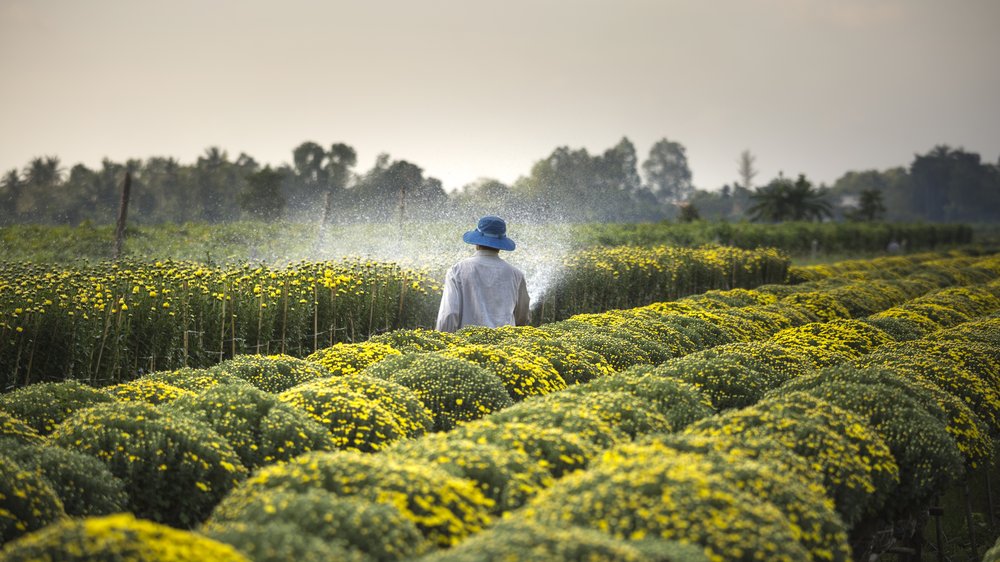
[435,249,531,332]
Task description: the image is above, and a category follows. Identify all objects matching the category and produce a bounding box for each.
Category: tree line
[2,138,998,225]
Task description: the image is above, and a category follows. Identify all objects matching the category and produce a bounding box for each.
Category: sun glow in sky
[1,0,998,192]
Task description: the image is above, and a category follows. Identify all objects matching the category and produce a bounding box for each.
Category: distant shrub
[0,380,114,435]
[50,401,247,527]
[451,420,601,479]
[103,379,193,405]
[305,342,401,376]
[0,439,127,517]
[0,513,247,562]
[139,367,242,392]
[168,383,335,469]
[210,354,330,393]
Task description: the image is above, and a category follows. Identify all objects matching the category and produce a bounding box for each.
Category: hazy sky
[2,0,998,193]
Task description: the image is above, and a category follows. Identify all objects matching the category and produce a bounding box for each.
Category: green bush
[0,454,65,544]
[168,383,335,469]
[0,410,43,445]
[543,326,654,371]
[225,450,493,547]
[103,379,193,405]
[415,519,707,562]
[210,354,331,393]
[439,344,566,402]
[0,439,127,517]
[369,328,460,352]
[205,486,428,562]
[489,395,625,449]
[616,434,852,562]
[139,367,243,392]
[389,434,552,514]
[320,374,435,438]
[569,367,715,431]
[305,342,401,376]
[50,401,247,527]
[770,368,964,518]
[771,320,892,369]
[277,379,405,452]
[363,353,513,432]
[688,392,899,526]
[650,353,775,411]
[0,513,248,562]
[503,337,613,385]
[450,420,601,479]
[0,380,114,435]
[521,448,810,561]
[200,521,364,562]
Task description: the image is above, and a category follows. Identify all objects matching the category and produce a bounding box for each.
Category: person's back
[435,216,530,332]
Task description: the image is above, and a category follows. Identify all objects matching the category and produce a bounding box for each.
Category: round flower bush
[0,513,248,562]
[0,454,65,544]
[688,392,899,526]
[369,328,461,352]
[140,367,243,392]
[450,419,601,479]
[936,317,1000,347]
[225,450,493,547]
[859,345,1000,432]
[614,435,852,562]
[771,320,893,369]
[0,410,44,445]
[50,401,248,527]
[568,367,715,431]
[103,379,193,405]
[305,342,401,376]
[692,287,778,308]
[562,313,695,363]
[861,315,933,342]
[277,379,405,452]
[439,344,566,402]
[363,353,513,431]
[894,302,970,328]
[650,353,777,411]
[0,380,114,435]
[320,374,435,438]
[710,306,799,340]
[541,323,654,371]
[667,308,758,343]
[503,337,613,385]
[704,341,810,385]
[488,394,626,449]
[201,521,365,562]
[823,282,905,317]
[0,439,128,517]
[388,434,552,514]
[415,519,708,562]
[890,339,1000,390]
[520,390,672,441]
[521,449,810,561]
[770,368,964,518]
[167,383,335,469]
[205,486,428,562]
[211,354,331,393]
[455,324,554,345]
[651,312,734,350]
[780,291,853,322]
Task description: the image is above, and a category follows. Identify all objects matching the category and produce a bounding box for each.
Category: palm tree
[748,174,832,222]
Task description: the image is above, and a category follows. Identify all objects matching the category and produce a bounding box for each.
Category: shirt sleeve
[514,276,531,326]
[435,267,462,332]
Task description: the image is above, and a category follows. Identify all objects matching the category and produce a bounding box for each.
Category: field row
[2,251,999,559]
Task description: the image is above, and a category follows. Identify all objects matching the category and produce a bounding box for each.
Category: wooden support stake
[113,172,132,260]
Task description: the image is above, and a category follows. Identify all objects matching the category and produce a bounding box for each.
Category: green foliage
[49,401,247,527]
[227,450,493,547]
[0,380,113,435]
[277,378,405,452]
[363,353,513,432]
[0,454,65,544]
[522,448,811,561]
[748,174,832,222]
[104,379,194,405]
[0,513,248,562]
[450,420,601,479]
[168,383,335,469]
[200,522,364,562]
[495,390,670,442]
[688,392,899,526]
[649,353,777,411]
[368,328,461,352]
[0,410,43,445]
[416,520,704,562]
[456,328,613,385]
[211,354,331,393]
[0,439,127,517]
[139,367,243,392]
[440,344,566,401]
[305,342,402,376]
[569,367,715,431]
[390,434,551,514]
[205,486,427,562]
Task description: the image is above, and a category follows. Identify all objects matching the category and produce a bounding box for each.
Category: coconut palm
[748,174,832,222]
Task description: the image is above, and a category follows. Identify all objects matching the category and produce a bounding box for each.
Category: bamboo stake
[113,172,132,260]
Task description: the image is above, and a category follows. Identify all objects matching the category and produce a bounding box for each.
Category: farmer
[435,215,530,332]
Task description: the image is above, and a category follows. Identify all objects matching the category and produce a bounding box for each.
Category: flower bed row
[1,250,999,560]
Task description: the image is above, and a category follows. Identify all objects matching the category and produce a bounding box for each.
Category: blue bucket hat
[462,215,516,251]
